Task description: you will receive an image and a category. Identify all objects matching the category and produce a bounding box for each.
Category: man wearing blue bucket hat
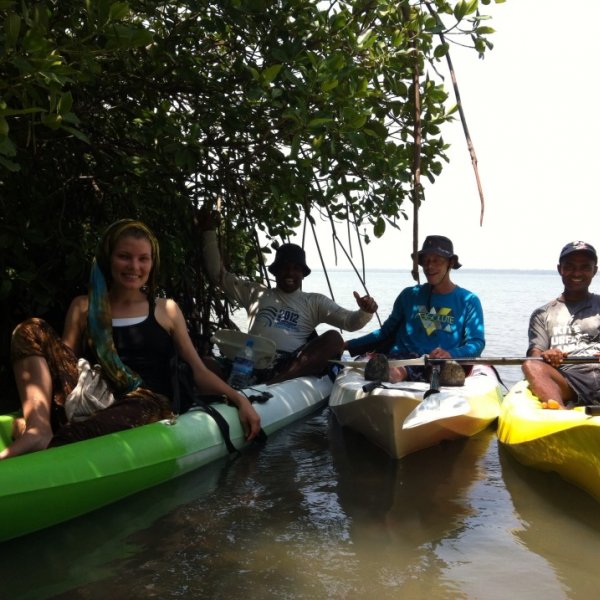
[198,211,378,383]
[345,235,485,382]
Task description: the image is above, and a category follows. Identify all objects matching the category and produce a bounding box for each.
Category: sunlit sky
[293,0,600,271]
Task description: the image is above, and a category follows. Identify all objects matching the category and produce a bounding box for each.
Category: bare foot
[0,427,53,460]
[541,399,564,410]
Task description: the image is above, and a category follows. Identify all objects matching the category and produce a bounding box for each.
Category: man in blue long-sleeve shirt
[345,235,485,382]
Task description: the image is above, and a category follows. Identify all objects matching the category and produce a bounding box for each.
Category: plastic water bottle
[227,339,255,390]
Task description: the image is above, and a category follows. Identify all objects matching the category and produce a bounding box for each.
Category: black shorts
[253,349,299,383]
[561,365,600,406]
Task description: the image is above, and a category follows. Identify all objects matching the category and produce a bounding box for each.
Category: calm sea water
[3,269,600,600]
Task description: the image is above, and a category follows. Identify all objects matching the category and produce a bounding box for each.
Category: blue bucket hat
[412,235,462,269]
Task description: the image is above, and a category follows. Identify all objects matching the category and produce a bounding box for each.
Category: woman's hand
[234,394,262,441]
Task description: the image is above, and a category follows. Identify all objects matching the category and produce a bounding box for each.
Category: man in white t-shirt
[199,213,378,383]
[524,240,600,408]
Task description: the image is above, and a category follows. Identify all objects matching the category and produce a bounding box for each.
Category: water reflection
[17,413,334,598]
[327,415,494,597]
[0,457,232,600]
[8,408,600,599]
[499,448,600,600]
[21,411,492,599]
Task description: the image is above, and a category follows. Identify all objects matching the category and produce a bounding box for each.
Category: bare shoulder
[154,297,183,333]
[155,297,181,316]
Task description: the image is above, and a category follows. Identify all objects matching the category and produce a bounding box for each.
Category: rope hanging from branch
[424,0,486,226]
[408,8,422,285]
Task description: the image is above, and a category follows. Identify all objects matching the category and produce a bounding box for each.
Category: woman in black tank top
[2,220,261,460]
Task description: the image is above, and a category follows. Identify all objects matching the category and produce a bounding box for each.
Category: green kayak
[0,375,332,542]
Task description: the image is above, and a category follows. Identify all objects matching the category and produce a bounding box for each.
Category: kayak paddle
[331,355,600,368]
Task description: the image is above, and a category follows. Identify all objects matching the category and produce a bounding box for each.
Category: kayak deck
[329,365,502,459]
[498,379,600,502]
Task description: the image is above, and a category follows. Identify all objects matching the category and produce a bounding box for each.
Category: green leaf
[57,92,73,115]
[0,155,19,171]
[262,64,282,84]
[290,134,300,158]
[455,0,479,17]
[363,120,387,138]
[466,0,480,15]
[326,53,345,71]
[454,1,467,20]
[61,125,90,143]
[374,217,386,237]
[4,12,21,49]
[434,43,449,58]
[109,2,130,21]
[42,113,62,129]
[307,117,333,128]
[342,107,368,130]
[0,106,44,116]
[321,78,339,92]
[357,29,377,49]
[61,111,81,125]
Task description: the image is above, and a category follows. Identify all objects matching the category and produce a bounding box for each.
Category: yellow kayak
[497,379,600,502]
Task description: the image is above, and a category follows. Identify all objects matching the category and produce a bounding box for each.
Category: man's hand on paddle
[353,291,378,314]
[428,346,452,359]
[540,348,568,368]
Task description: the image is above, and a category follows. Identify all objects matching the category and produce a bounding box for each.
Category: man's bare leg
[268,330,344,384]
[522,360,576,409]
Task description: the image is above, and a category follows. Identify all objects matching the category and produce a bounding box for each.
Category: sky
[294,0,600,271]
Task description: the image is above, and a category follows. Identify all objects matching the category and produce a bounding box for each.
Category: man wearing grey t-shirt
[197,210,378,384]
[524,241,600,408]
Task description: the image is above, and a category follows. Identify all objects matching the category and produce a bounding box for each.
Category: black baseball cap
[559,241,597,262]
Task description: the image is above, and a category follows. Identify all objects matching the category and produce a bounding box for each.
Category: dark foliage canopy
[0,0,502,401]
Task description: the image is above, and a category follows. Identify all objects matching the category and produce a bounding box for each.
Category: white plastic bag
[64,358,116,421]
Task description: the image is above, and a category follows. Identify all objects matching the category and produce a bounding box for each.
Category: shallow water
[4,410,600,600]
[3,269,600,599]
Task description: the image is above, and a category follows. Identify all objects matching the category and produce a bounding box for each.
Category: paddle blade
[402,393,471,429]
